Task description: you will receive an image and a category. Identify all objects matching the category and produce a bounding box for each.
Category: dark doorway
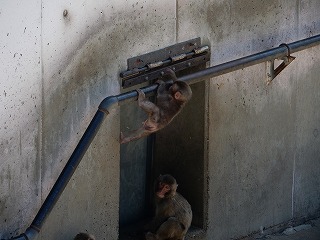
[153,79,208,228]
[119,101,152,227]
[119,68,208,239]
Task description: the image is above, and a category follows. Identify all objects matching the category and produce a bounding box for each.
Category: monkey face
[156,182,171,198]
[169,83,182,99]
[169,83,180,94]
[169,82,192,102]
[155,174,177,199]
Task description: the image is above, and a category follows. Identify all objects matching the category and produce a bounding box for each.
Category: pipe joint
[98,95,119,114]
[24,227,39,240]
[4,226,41,240]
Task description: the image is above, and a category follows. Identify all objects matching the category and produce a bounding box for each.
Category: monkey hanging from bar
[73,232,95,240]
[120,68,192,144]
[145,174,192,240]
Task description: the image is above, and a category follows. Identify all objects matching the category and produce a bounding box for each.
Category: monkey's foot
[145,232,157,240]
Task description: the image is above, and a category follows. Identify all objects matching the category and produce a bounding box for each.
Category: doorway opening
[119,68,208,239]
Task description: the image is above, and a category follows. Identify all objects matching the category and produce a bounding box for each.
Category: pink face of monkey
[155,175,178,199]
[169,81,192,102]
[156,182,171,198]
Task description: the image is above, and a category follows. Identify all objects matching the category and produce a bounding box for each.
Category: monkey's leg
[144,216,168,233]
[155,80,166,94]
[137,91,161,125]
[120,104,159,144]
[154,217,184,240]
[120,89,161,144]
[120,127,152,144]
[145,232,157,240]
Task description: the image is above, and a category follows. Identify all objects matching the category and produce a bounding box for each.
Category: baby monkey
[120,68,192,144]
[73,233,95,240]
[145,174,192,240]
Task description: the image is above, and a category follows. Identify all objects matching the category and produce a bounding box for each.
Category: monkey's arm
[137,89,160,119]
[164,68,178,82]
[120,89,160,144]
[155,80,166,95]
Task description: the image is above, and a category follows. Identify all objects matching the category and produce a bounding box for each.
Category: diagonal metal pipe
[4,34,320,240]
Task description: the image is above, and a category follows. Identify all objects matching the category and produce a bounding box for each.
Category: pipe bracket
[266,43,296,85]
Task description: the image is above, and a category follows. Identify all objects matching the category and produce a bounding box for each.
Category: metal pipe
[5,34,320,240]
[31,111,107,228]
[288,34,320,53]
[5,110,109,240]
[108,34,320,106]
[181,34,320,85]
[179,47,286,85]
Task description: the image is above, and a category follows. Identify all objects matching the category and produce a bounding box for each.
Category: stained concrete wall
[1,0,320,240]
[0,1,42,237]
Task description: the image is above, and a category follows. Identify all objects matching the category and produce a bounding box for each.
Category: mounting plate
[120,38,210,88]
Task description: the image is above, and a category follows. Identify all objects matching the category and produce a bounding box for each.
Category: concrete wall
[1,0,320,240]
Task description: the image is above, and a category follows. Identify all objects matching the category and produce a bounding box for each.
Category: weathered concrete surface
[0,1,42,238]
[292,48,320,220]
[1,0,320,240]
[39,1,176,239]
[177,0,320,239]
[1,0,177,239]
[241,217,320,239]
[208,65,295,239]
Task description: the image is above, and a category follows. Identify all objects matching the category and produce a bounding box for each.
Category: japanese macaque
[145,174,192,240]
[73,233,95,240]
[120,68,192,144]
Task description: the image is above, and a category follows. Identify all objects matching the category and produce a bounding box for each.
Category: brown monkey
[120,68,192,144]
[73,233,95,240]
[145,174,192,240]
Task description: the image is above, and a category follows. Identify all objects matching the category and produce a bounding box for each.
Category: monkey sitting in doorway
[120,68,192,144]
[145,174,192,240]
[73,232,95,240]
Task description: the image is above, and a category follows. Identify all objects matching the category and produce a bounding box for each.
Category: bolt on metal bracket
[266,43,296,85]
[120,38,210,88]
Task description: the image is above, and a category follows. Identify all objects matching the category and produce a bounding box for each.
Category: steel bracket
[266,43,296,85]
[120,38,210,88]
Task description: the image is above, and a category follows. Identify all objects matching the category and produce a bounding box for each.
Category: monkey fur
[145,174,192,240]
[73,232,95,240]
[120,68,192,144]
